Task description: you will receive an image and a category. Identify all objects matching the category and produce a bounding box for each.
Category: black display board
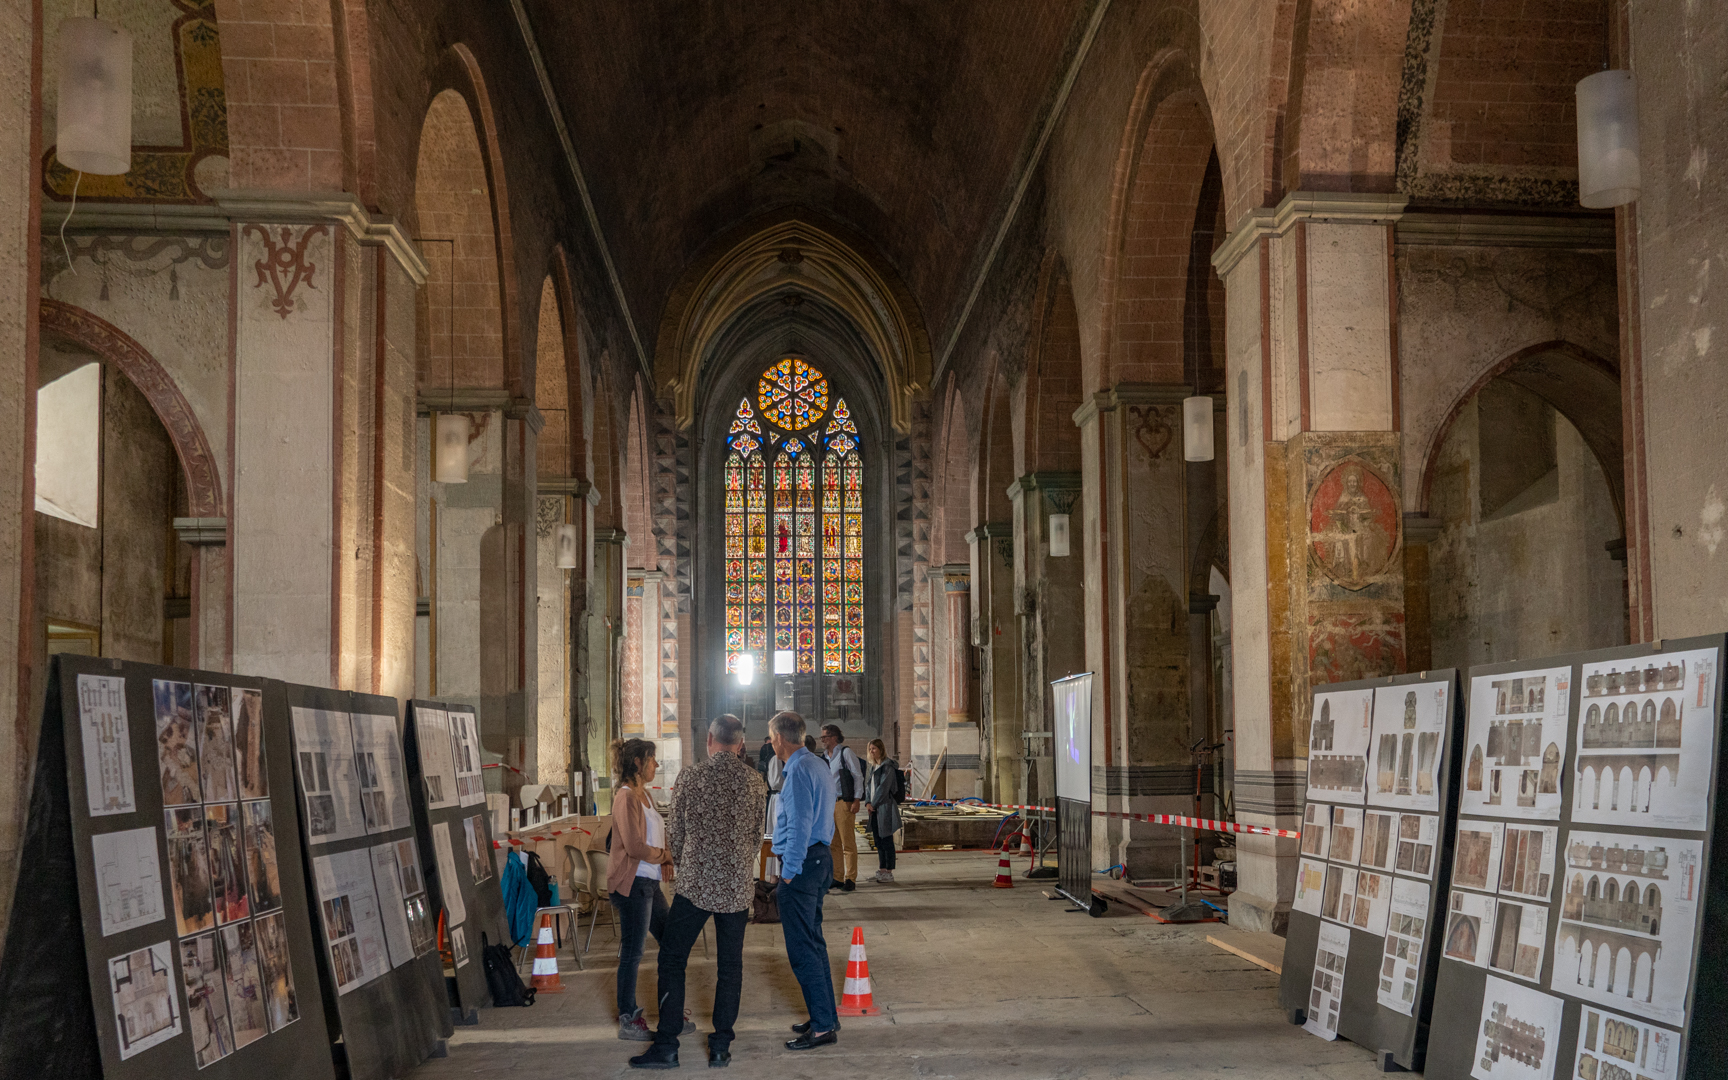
[1425,635,1728,1080]
[1278,669,1463,1070]
[0,656,335,1080]
[281,683,449,1080]
[400,700,508,1018]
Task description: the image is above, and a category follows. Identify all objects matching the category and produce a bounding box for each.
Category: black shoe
[790,1019,841,1034]
[841,879,856,892]
[707,1048,730,1068]
[785,1029,837,1051]
[628,1045,680,1069]
[828,880,842,891]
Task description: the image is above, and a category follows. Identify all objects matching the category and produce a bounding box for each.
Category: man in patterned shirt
[629,714,767,1070]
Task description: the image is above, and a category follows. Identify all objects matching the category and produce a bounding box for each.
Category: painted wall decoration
[1308,459,1401,591]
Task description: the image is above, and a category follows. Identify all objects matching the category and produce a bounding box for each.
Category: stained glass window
[723,363,864,678]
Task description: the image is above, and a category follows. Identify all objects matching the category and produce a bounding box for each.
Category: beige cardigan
[605,784,670,897]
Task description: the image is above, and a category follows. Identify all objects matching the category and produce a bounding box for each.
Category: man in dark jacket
[628,715,767,1070]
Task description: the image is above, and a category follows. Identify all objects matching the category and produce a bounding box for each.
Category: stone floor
[409,852,1385,1078]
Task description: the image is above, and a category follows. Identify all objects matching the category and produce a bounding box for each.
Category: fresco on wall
[1308,460,1400,591]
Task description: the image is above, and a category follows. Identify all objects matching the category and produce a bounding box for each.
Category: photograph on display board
[1344,869,1393,937]
[241,799,281,913]
[107,941,182,1060]
[368,845,413,968]
[164,806,215,937]
[1305,688,1374,805]
[180,931,236,1067]
[1303,921,1351,1041]
[252,910,299,1032]
[195,685,238,803]
[312,849,393,995]
[1395,813,1439,879]
[1377,878,1431,1015]
[1443,889,1496,967]
[350,712,411,834]
[218,920,269,1049]
[414,707,460,810]
[232,688,268,801]
[1320,865,1355,924]
[450,711,485,807]
[1574,647,1720,831]
[205,803,249,925]
[154,680,202,806]
[1293,857,1326,917]
[1470,974,1563,1080]
[463,815,492,884]
[451,924,471,968]
[1453,820,1506,893]
[1300,803,1329,858]
[1572,1004,1681,1080]
[1551,831,1703,1027]
[78,673,136,816]
[290,707,366,845]
[92,826,166,937]
[394,838,424,899]
[432,820,467,926]
[404,893,436,957]
[1360,810,1396,872]
[1462,667,1571,820]
[1368,681,1450,813]
[1485,899,1549,983]
[1498,824,1557,903]
[1327,806,1362,865]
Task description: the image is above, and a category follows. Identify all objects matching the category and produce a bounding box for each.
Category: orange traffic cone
[993,855,1014,888]
[530,912,564,993]
[837,927,881,1016]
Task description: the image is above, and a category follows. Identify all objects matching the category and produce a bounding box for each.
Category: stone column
[1074,386,1194,878]
[586,527,626,809]
[967,523,1019,802]
[942,565,972,723]
[1211,192,1409,932]
[1008,472,1084,807]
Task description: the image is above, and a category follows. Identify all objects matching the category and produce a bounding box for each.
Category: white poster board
[1052,673,1092,804]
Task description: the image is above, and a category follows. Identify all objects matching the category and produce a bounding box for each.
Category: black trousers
[867,815,897,870]
[652,894,748,1053]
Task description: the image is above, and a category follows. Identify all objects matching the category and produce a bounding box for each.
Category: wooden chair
[573,847,618,953]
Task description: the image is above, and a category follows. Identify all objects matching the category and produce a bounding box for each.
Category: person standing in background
[769,711,839,1050]
[862,739,902,883]
[819,724,864,892]
[755,735,775,777]
[628,715,766,1070]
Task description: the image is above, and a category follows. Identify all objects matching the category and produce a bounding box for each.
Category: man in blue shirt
[768,710,839,1050]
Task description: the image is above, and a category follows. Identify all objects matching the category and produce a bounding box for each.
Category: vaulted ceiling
[517,0,1094,364]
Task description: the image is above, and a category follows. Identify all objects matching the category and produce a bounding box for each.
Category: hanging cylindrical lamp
[57,18,134,176]
[1048,513,1071,558]
[1576,70,1640,209]
[555,523,579,569]
[433,413,470,484]
[1183,396,1215,462]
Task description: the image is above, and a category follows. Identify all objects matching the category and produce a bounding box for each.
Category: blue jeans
[778,842,837,1032]
[610,876,669,1017]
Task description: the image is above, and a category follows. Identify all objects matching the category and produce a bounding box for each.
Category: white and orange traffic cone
[993,855,1014,888]
[530,912,564,993]
[836,926,881,1016]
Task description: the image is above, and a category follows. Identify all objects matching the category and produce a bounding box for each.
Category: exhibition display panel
[1051,673,1096,912]
[0,656,335,1080]
[402,699,508,1017]
[1425,636,1728,1080]
[1279,669,1464,1070]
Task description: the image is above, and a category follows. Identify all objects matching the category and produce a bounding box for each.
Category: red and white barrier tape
[915,798,1299,840]
[491,823,593,849]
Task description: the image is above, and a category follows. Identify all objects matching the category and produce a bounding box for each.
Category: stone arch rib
[39,299,224,518]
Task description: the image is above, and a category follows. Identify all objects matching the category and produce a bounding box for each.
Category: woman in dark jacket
[863,739,902,883]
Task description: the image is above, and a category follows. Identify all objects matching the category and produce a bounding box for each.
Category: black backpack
[481,932,536,1007]
[524,851,552,909]
[834,747,858,802]
[894,764,911,803]
[750,880,781,924]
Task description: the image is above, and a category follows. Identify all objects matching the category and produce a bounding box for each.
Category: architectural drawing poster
[349,711,411,834]
[1367,679,1449,814]
[107,940,181,1060]
[1461,666,1571,821]
[413,706,459,810]
[311,849,392,995]
[77,673,135,816]
[1378,877,1430,1016]
[1306,687,1374,805]
[290,707,365,846]
[1303,920,1351,1040]
[92,826,165,937]
[1470,974,1563,1080]
[1572,646,1719,831]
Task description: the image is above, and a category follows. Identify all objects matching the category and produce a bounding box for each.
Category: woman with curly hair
[605,738,682,1040]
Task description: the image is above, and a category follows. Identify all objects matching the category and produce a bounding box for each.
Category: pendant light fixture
[555,523,579,570]
[1183,396,1215,462]
[57,13,134,177]
[1576,70,1641,209]
[425,238,468,483]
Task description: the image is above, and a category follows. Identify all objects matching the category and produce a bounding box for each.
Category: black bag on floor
[751,880,780,924]
[481,932,536,1007]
